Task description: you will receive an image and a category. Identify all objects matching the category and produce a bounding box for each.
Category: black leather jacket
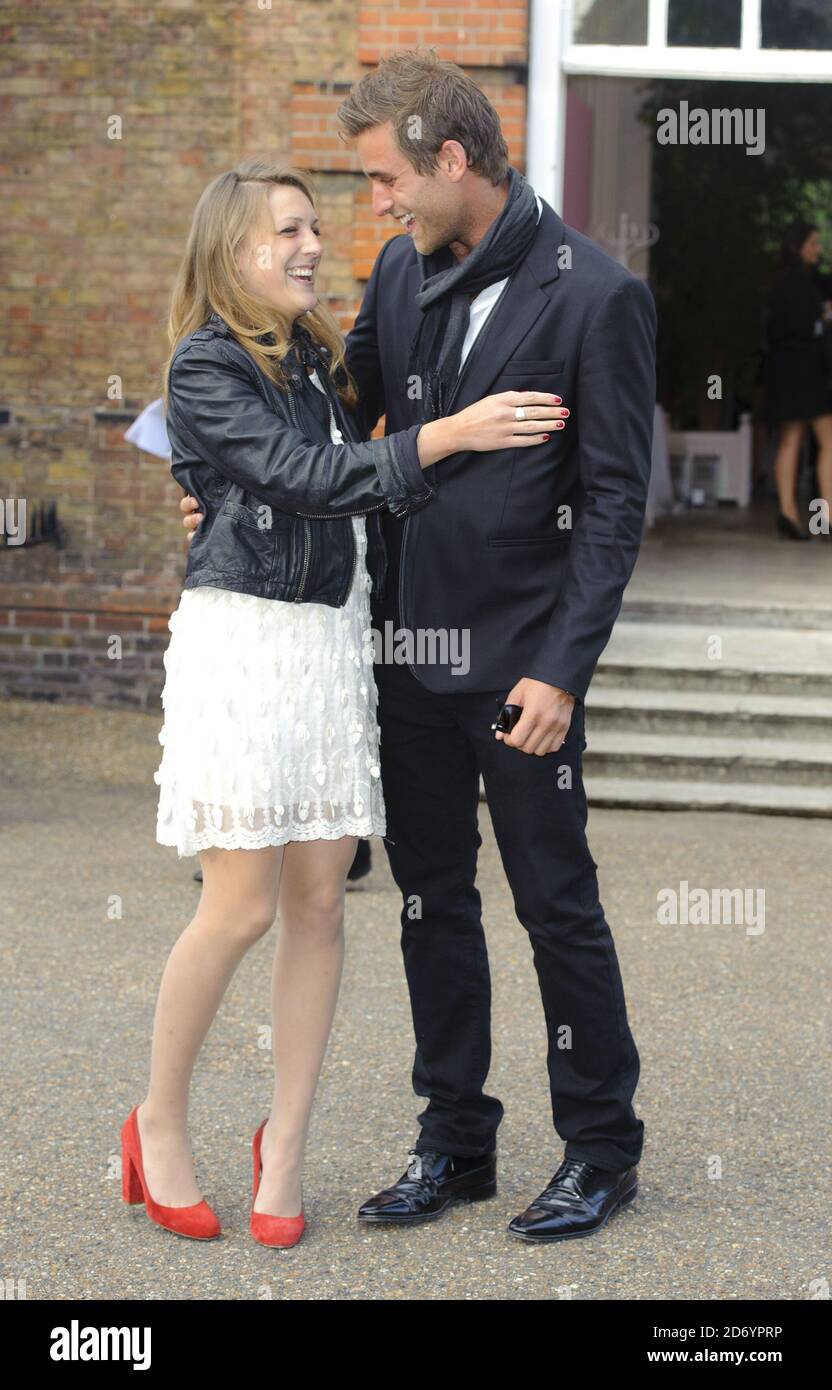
[165,311,435,605]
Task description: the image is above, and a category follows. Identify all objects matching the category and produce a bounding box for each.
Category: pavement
[1,696,829,1301]
[626,504,832,626]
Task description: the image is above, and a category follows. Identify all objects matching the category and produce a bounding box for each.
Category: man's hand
[180,493,203,541]
[494,677,575,756]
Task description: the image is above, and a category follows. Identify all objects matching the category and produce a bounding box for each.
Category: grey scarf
[407,166,540,423]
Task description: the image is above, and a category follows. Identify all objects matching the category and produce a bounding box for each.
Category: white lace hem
[157,818,387,858]
[156,796,386,858]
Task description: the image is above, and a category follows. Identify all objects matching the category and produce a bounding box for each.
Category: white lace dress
[154,370,386,857]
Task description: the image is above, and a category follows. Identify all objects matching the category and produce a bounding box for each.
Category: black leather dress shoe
[357,1148,497,1224]
[508,1158,638,1243]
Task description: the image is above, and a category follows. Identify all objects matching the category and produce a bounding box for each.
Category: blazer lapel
[402,199,565,415]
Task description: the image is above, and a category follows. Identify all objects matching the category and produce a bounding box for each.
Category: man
[182,49,656,1243]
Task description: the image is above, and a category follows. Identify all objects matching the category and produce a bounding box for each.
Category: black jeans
[375,659,644,1174]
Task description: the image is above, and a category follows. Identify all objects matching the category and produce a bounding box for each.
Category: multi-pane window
[572,0,649,45]
[667,0,742,48]
[571,0,832,54]
[761,0,832,50]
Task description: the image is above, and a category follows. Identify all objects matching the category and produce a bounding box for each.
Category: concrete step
[583,730,832,787]
[620,596,832,631]
[597,622,832,696]
[476,622,832,815]
[478,770,832,816]
[585,687,832,742]
[584,776,832,818]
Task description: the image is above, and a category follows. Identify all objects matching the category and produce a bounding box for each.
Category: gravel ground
[1,697,829,1301]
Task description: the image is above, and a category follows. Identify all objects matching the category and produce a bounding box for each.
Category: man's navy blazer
[344,196,657,701]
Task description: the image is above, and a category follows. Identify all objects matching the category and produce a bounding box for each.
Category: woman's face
[800,230,822,266]
[236,184,321,321]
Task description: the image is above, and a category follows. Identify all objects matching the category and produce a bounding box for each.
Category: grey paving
[1,697,829,1301]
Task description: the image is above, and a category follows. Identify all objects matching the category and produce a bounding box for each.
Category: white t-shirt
[458,193,543,370]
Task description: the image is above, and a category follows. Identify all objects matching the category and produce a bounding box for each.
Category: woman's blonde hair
[161,156,357,408]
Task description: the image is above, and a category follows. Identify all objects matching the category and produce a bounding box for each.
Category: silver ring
[515,406,526,422]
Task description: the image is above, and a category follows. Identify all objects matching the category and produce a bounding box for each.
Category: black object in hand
[492,700,523,734]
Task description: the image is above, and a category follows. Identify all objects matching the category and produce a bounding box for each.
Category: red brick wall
[0,0,530,707]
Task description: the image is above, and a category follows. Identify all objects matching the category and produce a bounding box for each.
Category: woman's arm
[167,339,436,520]
[169,337,568,526]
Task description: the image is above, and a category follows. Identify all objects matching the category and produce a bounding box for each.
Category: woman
[763,218,832,539]
[120,157,568,1247]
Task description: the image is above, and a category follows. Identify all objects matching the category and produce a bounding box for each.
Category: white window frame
[564,0,832,81]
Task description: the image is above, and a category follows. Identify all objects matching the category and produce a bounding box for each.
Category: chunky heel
[620,1182,638,1206]
[121,1142,144,1205]
[252,1127,260,1204]
[119,1105,221,1240]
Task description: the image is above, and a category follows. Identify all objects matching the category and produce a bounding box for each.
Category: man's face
[355,121,467,256]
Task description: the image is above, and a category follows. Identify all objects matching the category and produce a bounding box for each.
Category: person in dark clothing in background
[763,217,832,539]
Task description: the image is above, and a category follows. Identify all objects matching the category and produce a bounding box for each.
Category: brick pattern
[291,80,527,178]
[0,602,173,710]
[352,186,407,281]
[358,1,528,67]
[0,419,184,707]
[1,0,531,706]
[0,1,240,425]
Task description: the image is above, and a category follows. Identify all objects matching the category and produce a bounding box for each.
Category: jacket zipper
[295,502,385,520]
[295,518,312,601]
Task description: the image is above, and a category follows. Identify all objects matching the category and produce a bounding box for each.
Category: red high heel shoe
[121,1106,221,1240]
[250,1119,305,1248]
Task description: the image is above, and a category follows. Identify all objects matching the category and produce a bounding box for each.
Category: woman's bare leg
[137,844,284,1207]
[774,419,807,523]
[810,413,832,522]
[254,835,358,1217]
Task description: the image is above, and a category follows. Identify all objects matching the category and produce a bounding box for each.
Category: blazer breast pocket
[499,358,565,375]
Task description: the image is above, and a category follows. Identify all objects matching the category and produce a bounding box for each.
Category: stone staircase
[584,614,832,817]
